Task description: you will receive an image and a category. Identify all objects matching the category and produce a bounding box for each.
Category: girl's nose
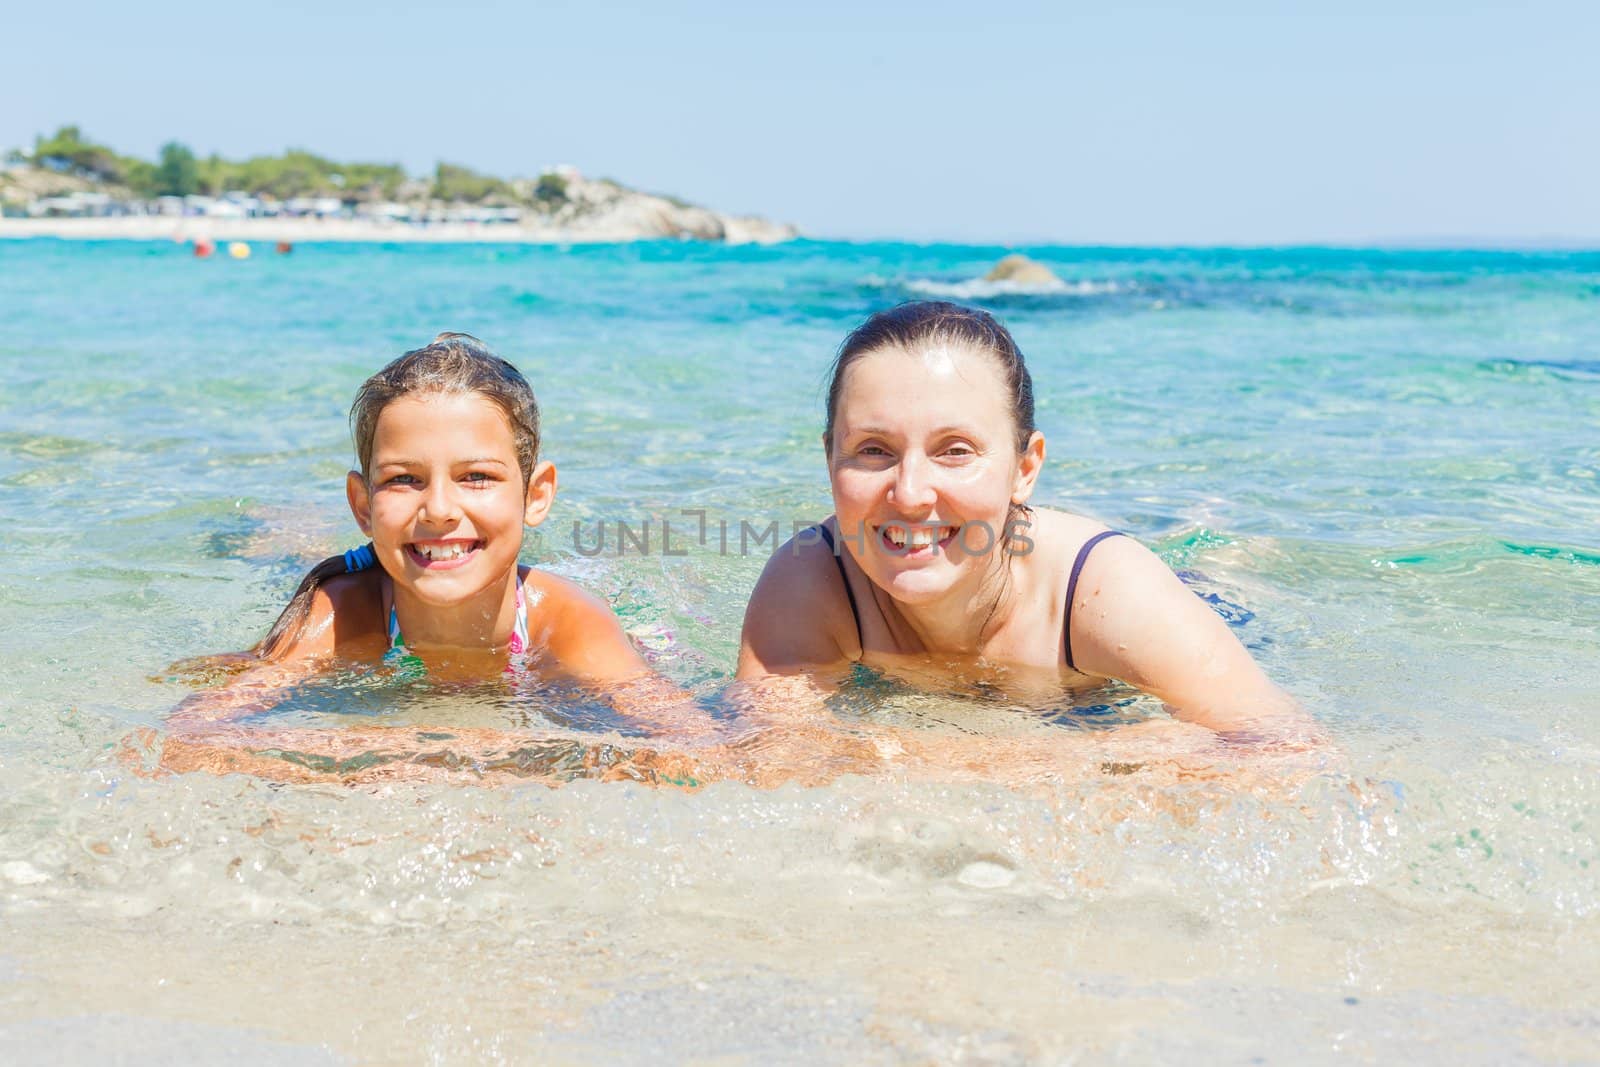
[419,481,463,524]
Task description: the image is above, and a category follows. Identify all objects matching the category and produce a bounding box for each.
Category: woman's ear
[1011,431,1046,505]
[346,470,373,535]
[523,460,558,528]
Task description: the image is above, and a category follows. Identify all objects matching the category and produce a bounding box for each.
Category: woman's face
[828,343,1043,605]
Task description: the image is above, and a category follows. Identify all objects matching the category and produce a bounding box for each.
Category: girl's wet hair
[824,300,1036,453]
[256,333,540,660]
[351,331,540,485]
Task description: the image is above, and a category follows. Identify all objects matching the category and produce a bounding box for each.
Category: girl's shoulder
[267,569,386,662]
[519,565,614,620]
[518,566,648,681]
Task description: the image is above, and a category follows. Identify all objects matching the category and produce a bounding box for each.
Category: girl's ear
[1011,431,1046,505]
[346,470,373,534]
[523,460,558,528]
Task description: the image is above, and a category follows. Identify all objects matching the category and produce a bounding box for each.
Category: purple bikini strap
[1064,531,1125,672]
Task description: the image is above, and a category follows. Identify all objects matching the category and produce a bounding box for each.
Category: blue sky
[10,1,1596,245]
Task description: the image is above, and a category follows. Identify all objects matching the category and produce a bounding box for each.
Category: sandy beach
[0,214,798,245]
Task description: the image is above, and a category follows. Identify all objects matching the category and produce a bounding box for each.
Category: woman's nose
[889,453,937,511]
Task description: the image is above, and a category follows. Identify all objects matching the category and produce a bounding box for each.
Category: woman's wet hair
[255,333,540,660]
[824,301,1036,453]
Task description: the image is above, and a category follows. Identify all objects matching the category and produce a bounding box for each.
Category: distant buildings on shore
[14,189,529,226]
[1,158,582,226]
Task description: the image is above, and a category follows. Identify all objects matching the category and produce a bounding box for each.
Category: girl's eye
[385,473,419,486]
[462,471,495,484]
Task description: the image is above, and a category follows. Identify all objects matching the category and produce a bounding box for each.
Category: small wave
[1379,538,1600,571]
[1478,357,1600,382]
[864,275,1125,300]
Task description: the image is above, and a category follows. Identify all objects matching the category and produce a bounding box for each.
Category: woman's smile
[877,522,962,556]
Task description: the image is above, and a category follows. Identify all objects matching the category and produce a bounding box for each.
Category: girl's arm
[539,575,721,741]
[165,574,382,729]
[1068,536,1323,743]
[165,658,320,729]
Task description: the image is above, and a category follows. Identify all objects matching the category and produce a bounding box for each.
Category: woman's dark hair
[824,301,1036,453]
[255,333,539,660]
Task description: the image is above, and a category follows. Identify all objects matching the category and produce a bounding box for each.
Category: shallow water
[1,238,1597,1062]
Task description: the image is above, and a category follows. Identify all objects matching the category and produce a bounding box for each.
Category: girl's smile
[405,538,485,568]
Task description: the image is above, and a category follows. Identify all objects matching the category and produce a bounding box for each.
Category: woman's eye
[944,445,975,458]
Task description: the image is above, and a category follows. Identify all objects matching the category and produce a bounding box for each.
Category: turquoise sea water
[0,238,1597,1061]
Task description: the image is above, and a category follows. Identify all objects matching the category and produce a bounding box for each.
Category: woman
[738,301,1313,739]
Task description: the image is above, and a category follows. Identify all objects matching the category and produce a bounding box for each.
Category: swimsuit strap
[817,524,862,648]
[386,570,531,662]
[1064,531,1125,673]
[506,576,529,656]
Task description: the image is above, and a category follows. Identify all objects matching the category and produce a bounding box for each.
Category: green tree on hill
[534,172,569,204]
[153,142,199,197]
[33,125,124,183]
[434,163,512,203]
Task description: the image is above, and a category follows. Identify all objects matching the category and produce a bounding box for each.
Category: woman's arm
[1068,536,1322,742]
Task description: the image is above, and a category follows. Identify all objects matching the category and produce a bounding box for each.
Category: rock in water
[984,254,1060,285]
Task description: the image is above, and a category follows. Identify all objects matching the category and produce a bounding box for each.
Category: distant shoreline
[3,217,1592,253]
[0,215,797,245]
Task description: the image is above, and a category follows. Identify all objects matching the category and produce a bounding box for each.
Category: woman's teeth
[884,525,957,548]
[413,542,476,561]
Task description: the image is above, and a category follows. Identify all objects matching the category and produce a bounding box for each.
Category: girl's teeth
[417,543,472,560]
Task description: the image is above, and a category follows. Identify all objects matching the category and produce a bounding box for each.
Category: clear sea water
[0,238,1596,1062]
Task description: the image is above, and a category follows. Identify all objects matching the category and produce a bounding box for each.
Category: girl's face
[828,343,1044,605]
[347,391,554,607]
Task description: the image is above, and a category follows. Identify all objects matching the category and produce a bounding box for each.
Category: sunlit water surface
[1,239,1596,1062]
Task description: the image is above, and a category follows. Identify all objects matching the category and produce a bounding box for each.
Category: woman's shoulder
[1025,508,1120,566]
[751,521,859,614]
[1025,508,1169,586]
[737,520,860,673]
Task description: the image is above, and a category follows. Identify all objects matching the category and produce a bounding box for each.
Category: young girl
[172,333,701,735]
